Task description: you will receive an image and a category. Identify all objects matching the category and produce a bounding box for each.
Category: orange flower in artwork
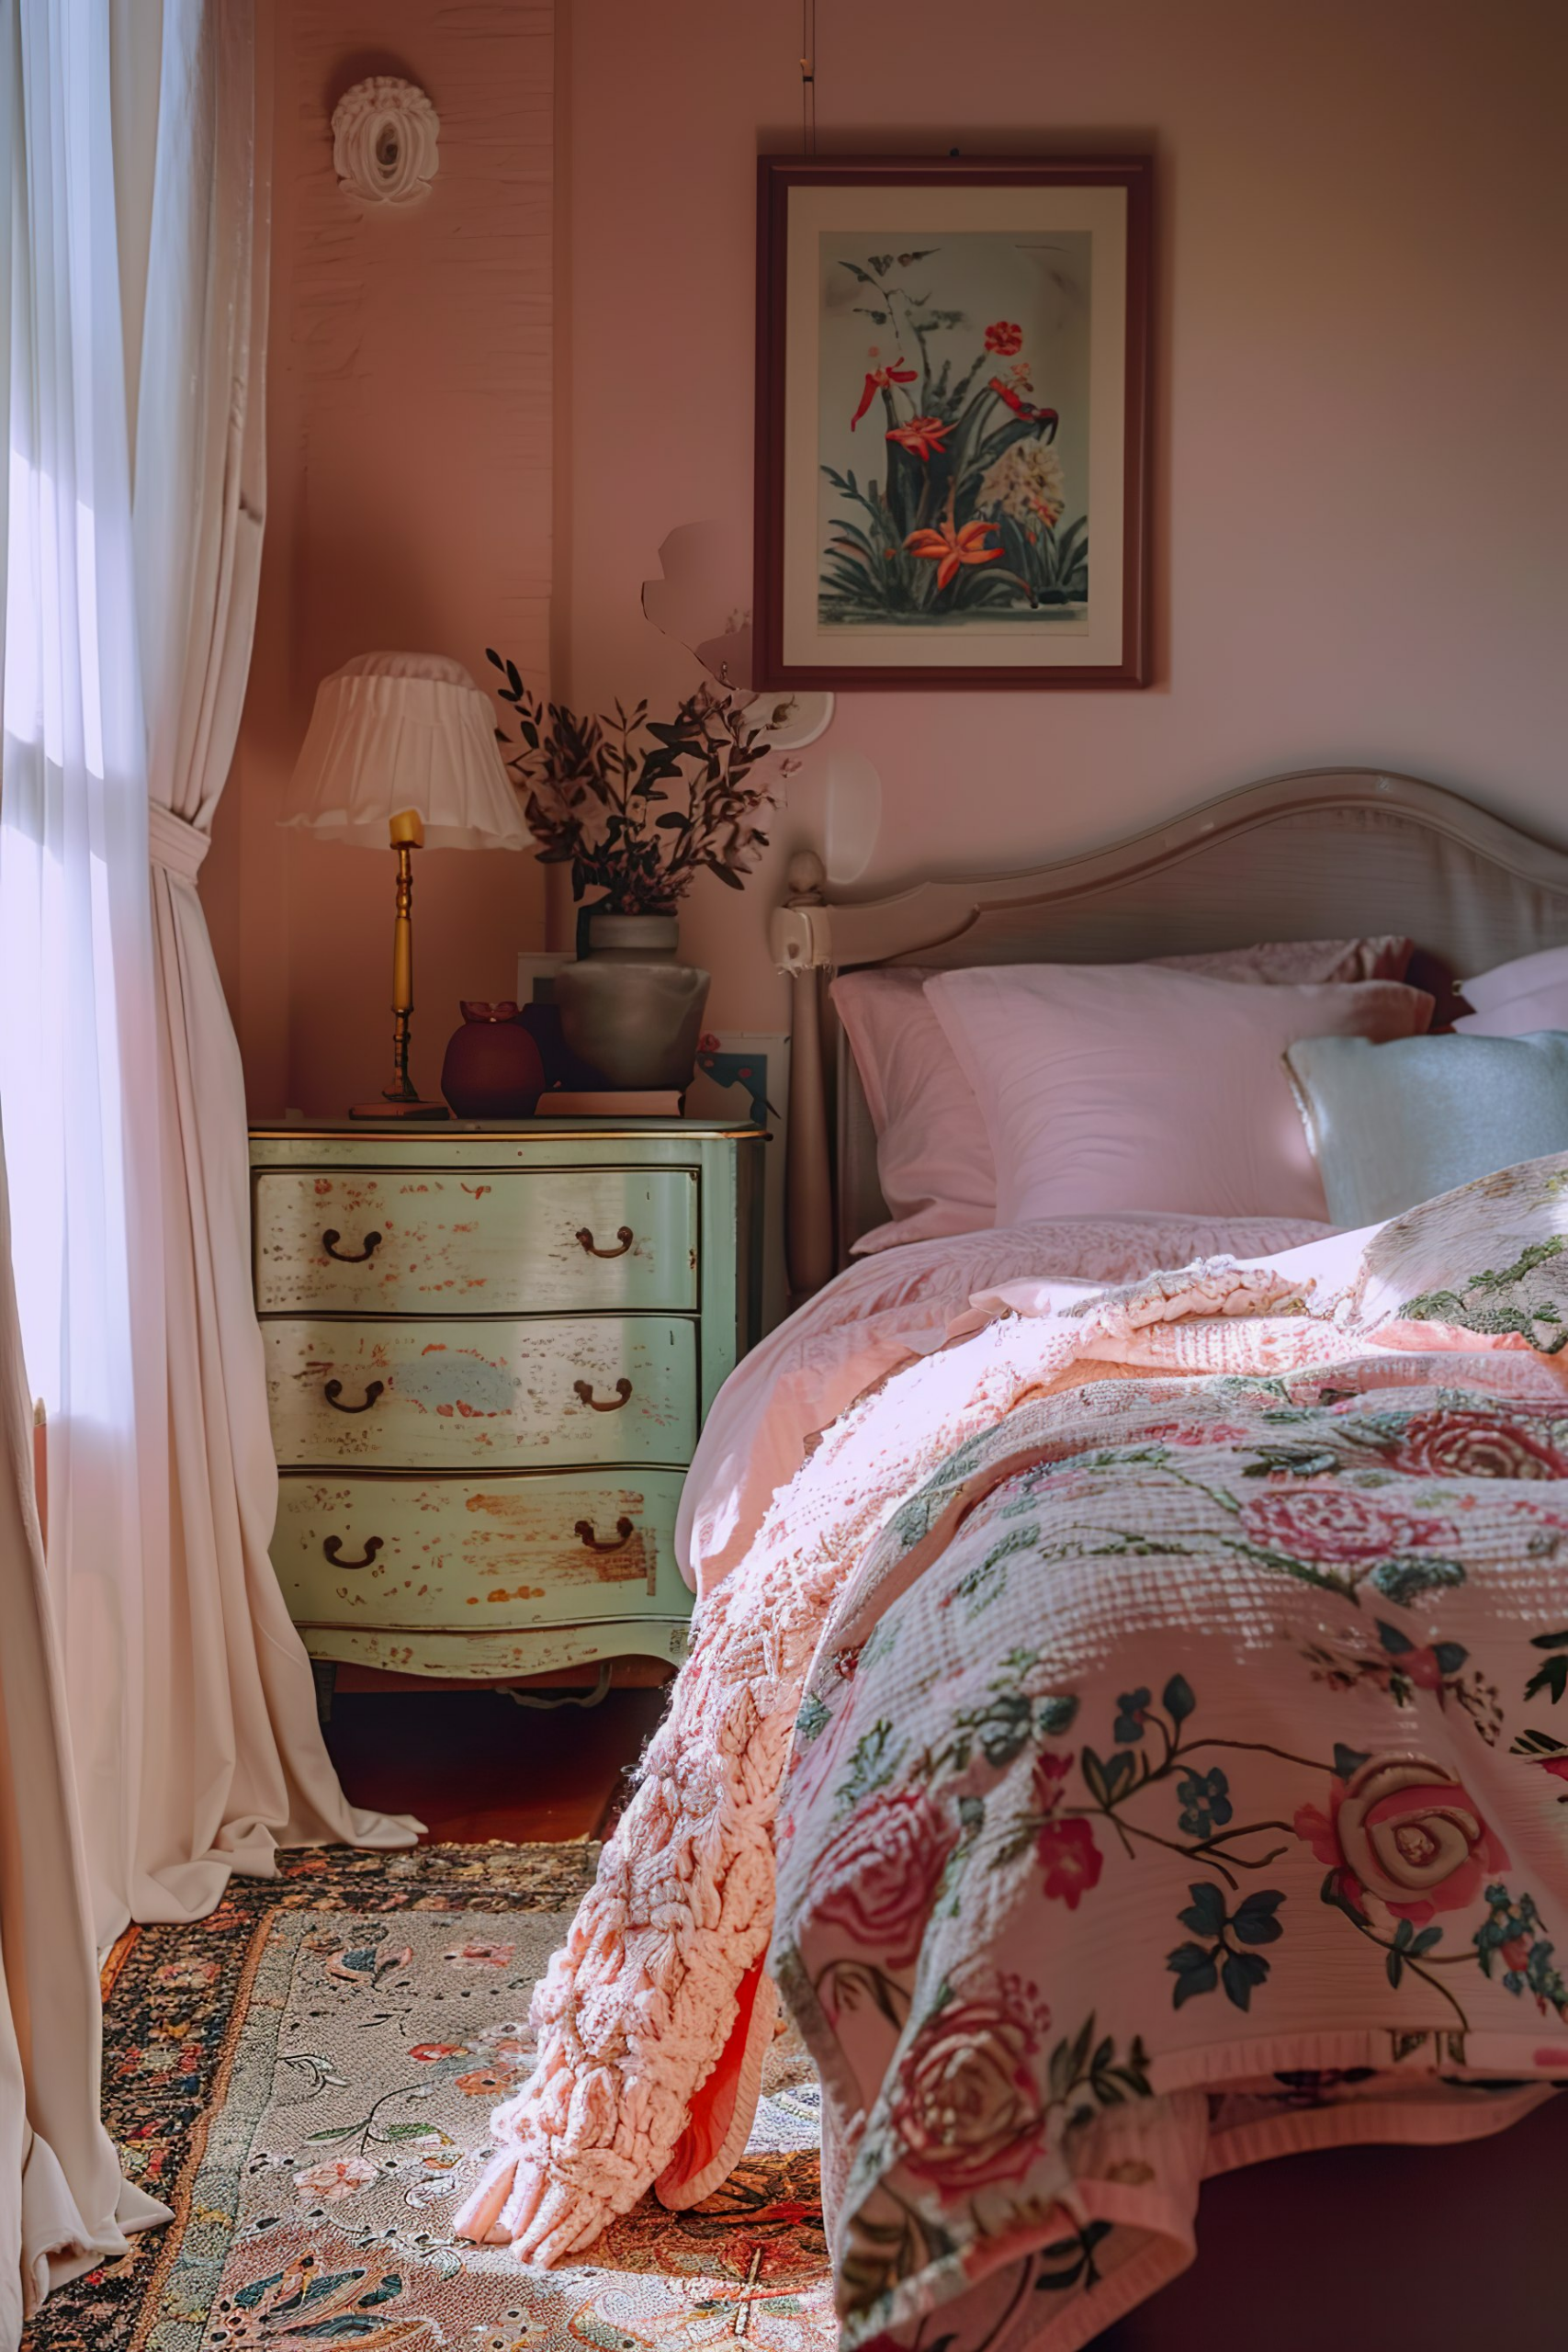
[985,320,1024,355]
[850,360,918,428]
[904,518,1002,591]
[885,414,952,462]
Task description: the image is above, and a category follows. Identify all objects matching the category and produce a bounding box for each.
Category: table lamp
[283,652,530,1119]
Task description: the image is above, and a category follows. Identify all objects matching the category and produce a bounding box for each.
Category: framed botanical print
[753,154,1152,690]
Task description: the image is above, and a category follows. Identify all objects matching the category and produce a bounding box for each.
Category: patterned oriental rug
[23,1844,832,2352]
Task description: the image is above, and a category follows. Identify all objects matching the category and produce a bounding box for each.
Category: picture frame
[753,153,1152,690]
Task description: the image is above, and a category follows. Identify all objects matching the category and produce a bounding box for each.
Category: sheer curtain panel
[0,1137,170,2347]
[0,0,415,1952]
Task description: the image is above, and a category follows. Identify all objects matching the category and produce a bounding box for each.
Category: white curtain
[0,1135,170,2347]
[1,0,416,1951]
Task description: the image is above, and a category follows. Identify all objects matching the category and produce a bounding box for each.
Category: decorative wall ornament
[332,77,440,207]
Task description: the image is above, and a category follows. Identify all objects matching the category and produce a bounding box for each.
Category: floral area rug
[24,1844,832,2352]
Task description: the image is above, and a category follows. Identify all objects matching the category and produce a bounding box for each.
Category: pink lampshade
[282,651,530,849]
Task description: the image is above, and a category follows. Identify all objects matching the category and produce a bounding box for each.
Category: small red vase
[440,1001,546,1117]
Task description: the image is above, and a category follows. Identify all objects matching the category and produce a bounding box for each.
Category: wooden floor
[322,1686,669,1843]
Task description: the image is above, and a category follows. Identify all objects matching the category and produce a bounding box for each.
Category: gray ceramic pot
[555,912,711,1091]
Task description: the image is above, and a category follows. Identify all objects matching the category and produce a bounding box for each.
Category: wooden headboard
[771,767,1568,1293]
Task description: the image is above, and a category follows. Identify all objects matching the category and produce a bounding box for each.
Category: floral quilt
[774,1315,1568,2339]
[457,1155,1568,2347]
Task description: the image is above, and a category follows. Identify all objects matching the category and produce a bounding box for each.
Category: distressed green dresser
[248,1121,764,1700]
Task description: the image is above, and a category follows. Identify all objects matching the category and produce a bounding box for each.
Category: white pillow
[834,938,1415,1253]
[1455,944,1568,1037]
[923,964,1434,1225]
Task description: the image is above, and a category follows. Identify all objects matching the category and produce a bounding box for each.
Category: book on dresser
[248,1117,766,1713]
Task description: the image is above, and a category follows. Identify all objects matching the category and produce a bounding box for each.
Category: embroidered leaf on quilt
[1167,1942,1219,2007]
[1038,1693,1080,1736]
[1162,1674,1196,1724]
[1525,1631,1568,1707]
[1168,1883,1285,2010]
[1366,1555,1467,1604]
[1230,1890,1285,1946]
[1241,1442,1344,1478]
[835,1719,902,1810]
[1221,1950,1270,2008]
[1384,1917,1444,1988]
[1401,1233,1568,1351]
[795,1690,832,1745]
[1177,1882,1227,1939]
[1081,1745,1135,1807]
[1047,2014,1155,2114]
[1033,2218,1114,2296]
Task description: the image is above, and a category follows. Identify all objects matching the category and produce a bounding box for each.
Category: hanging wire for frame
[800,0,817,153]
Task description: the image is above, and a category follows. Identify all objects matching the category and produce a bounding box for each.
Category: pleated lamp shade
[283,651,531,850]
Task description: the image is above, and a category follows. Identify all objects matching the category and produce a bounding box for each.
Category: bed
[456,768,1568,2348]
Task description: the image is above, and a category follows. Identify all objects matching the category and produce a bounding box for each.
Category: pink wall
[212,0,1565,1102]
[206,0,553,1116]
[560,0,1566,1033]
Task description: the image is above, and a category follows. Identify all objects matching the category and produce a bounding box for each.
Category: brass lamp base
[350,808,453,1123]
[351,1097,451,1121]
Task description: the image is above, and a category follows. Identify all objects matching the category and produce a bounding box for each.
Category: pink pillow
[832,971,992,1252]
[834,938,1415,1253]
[1454,944,1568,1036]
[1157,935,1412,985]
[923,963,1434,1225]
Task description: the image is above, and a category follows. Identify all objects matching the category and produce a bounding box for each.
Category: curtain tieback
[149,802,211,884]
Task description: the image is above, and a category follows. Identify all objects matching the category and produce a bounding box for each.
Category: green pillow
[1285,1031,1568,1227]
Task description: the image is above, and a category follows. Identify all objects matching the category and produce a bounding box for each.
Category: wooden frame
[753,153,1153,690]
[771,767,1568,1294]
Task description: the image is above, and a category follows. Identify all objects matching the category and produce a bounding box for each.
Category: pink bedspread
[452,1160,1568,2324]
[678,1215,1329,1593]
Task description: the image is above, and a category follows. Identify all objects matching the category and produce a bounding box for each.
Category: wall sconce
[332,76,440,207]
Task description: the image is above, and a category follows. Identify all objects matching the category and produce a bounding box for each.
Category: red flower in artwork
[850,360,919,428]
[985,320,1024,355]
[904,518,1001,591]
[1036,1817,1103,1910]
[987,376,1060,435]
[885,414,953,462]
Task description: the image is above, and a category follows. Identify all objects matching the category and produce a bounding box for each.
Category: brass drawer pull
[322,1534,383,1570]
[322,1228,383,1262]
[575,1515,635,1553]
[573,1377,633,1413]
[324,1378,385,1415]
[576,1225,634,1260]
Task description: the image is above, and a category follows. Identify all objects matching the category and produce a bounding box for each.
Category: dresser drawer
[254,1166,698,1315]
[264,1317,697,1470]
[271,1470,690,1630]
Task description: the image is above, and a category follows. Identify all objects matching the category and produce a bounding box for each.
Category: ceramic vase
[440,1002,546,1117]
[554,912,710,1091]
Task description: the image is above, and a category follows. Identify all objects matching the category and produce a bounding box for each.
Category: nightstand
[248,1120,764,1707]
